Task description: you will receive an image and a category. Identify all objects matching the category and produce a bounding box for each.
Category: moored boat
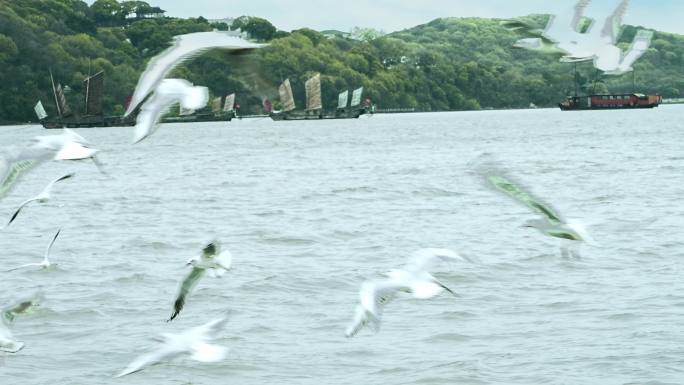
[559,93,662,110]
[268,75,372,121]
[39,71,135,128]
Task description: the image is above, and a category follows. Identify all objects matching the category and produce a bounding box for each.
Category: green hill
[0,0,683,124]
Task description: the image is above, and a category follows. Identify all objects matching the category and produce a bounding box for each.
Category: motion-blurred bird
[124,31,261,118]
[132,79,208,143]
[168,242,232,322]
[345,248,465,338]
[116,317,229,377]
[0,129,97,201]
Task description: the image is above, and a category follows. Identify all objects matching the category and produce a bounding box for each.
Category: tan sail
[305,74,322,111]
[350,87,363,107]
[56,83,72,117]
[278,79,296,112]
[211,96,222,113]
[83,71,104,116]
[223,93,235,112]
[337,90,349,109]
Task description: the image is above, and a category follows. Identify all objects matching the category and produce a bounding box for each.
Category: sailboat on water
[161,92,239,123]
[267,74,372,121]
[39,70,135,128]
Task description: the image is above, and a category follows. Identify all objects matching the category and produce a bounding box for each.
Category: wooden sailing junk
[269,74,372,121]
[162,92,239,123]
[39,70,134,128]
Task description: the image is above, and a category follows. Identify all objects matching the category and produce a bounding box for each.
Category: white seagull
[0,319,23,353]
[6,229,61,272]
[133,79,209,143]
[116,317,229,377]
[168,242,232,322]
[124,31,262,118]
[345,248,466,338]
[6,174,74,226]
[0,129,98,201]
[483,171,594,258]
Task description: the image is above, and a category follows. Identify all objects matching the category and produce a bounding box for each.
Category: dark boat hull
[162,112,235,124]
[559,93,662,111]
[269,108,365,121]
[41,115,135,129]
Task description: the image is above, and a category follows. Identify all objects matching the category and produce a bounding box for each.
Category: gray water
[1,106,683,385]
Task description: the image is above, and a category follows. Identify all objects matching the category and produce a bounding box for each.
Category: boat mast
[49,69,62,118]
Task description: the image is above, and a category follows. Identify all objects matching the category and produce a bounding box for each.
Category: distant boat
[39,70,135,129]
[161,93,239,123]
[559,93,662,110]
[269,75,372,121]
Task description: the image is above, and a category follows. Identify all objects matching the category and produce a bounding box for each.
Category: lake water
[1,106,683,384]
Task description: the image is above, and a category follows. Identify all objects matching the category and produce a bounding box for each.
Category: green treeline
[1,0,683,124]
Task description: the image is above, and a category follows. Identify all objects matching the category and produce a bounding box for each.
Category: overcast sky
[132,0,684,35]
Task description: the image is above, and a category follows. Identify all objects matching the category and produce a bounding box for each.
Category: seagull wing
[132,90,174,144]
[124,31,262,116]
[115,345,183,377]
[487,174,564,224]
[0,156,39,201]
[570,0,592,33]
[0,322,23,353]
[214,250,232,271]
[344,305,370,338]
[601,0,629,44]
[617,30,653,71]
[5,263,43,273]
[168,267,204,322]
[405,248,467,273]
[7,197,39,226]
[360,280,399,317]
[133,79,209,143]
[187,317,229,341]
[189,342,228,362]
[44,228,61,262]
[41,173,74,197]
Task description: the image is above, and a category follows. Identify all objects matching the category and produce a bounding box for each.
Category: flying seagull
[168,242,232,322]
[345,248,466,338]
[0,291,44,353]
[133,79,208,143]
[2,291,44,325]
[504,0,592,55]
[1,129,97,202]
[6,229,61,272]
[0,319,23,353]
[477,163,594,258]
[124,31,262,118]
[6,174,73,226]
[116,317,229,377]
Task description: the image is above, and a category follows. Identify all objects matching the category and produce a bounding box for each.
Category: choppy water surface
[1,107,684,384]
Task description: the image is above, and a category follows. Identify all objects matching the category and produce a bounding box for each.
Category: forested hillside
[1,0,683,124]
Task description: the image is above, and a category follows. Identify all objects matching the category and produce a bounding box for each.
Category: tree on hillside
[91,0,123,27]
[232,16,276,41]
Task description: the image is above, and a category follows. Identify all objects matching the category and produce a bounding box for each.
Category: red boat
[559,93,662,110]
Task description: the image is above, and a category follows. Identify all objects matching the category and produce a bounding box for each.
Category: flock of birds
[0,8,611,377]
[504,0,653,75]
